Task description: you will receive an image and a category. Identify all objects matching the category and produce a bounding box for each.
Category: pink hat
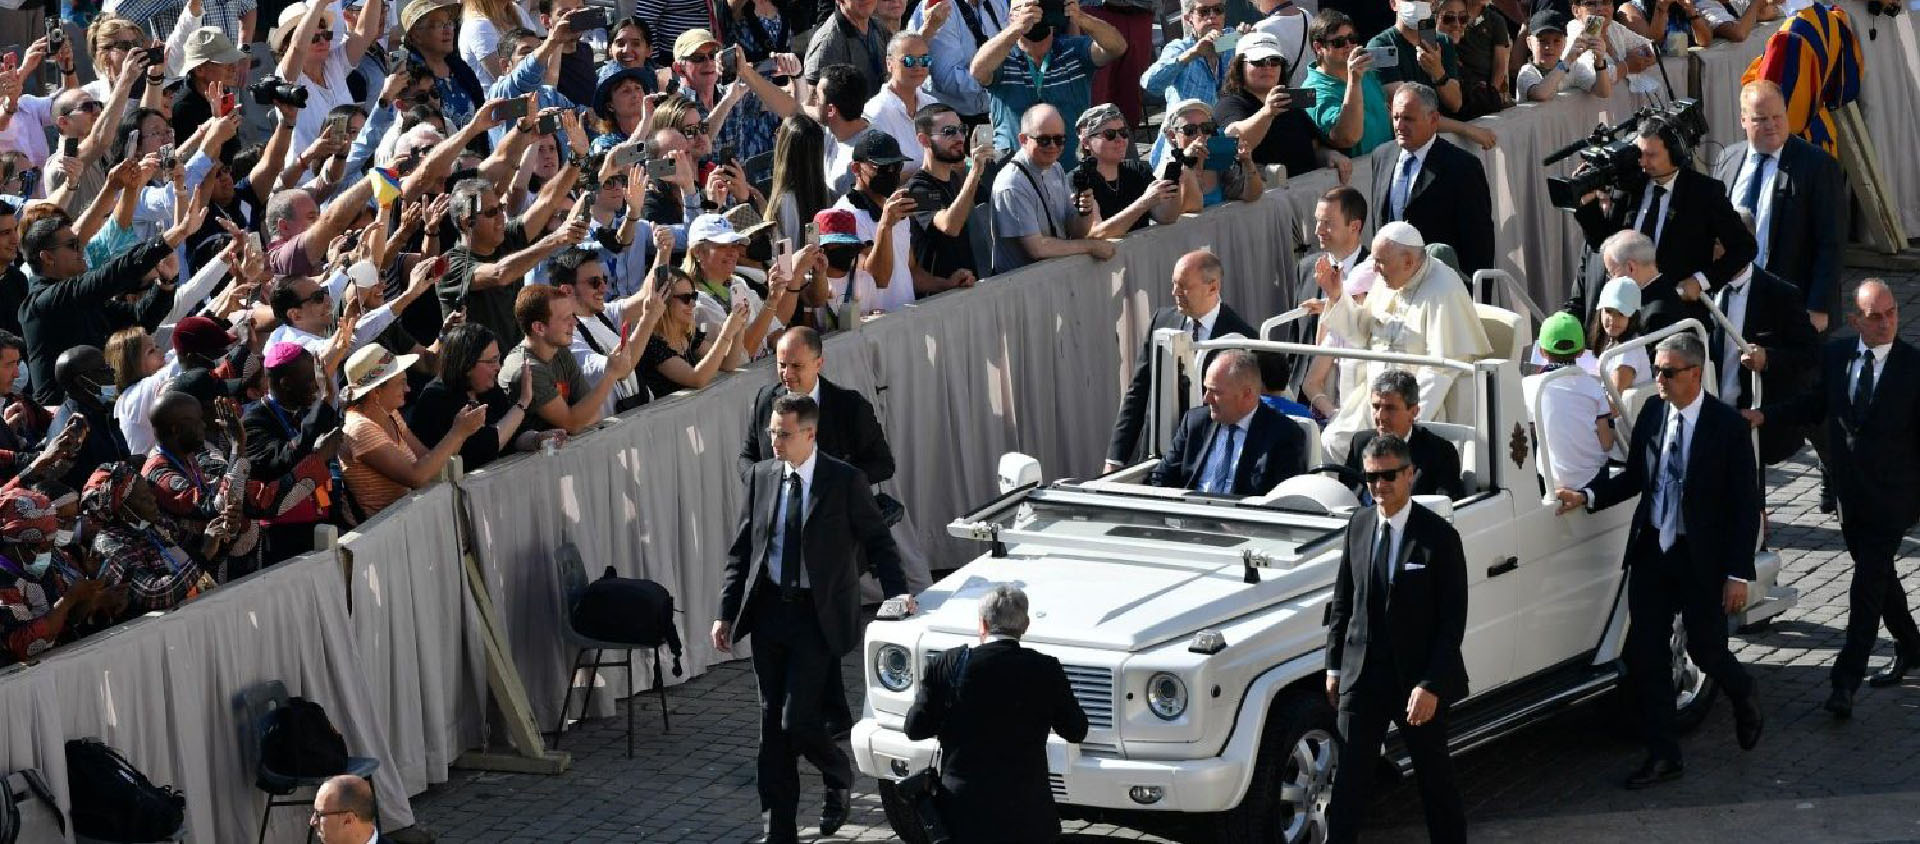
[263,342,308,370]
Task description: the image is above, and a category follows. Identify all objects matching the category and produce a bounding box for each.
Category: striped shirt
[984,35,1095,169]
[634,0,717,66]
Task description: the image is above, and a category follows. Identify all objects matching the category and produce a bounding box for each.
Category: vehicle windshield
[994,495,1342,562]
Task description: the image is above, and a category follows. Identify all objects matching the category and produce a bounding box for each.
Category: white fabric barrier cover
[0,551,415,842]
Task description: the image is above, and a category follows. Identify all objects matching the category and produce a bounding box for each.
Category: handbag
[896,646,970,844]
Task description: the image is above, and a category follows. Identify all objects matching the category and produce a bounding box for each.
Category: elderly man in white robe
[1317,221,1492,461]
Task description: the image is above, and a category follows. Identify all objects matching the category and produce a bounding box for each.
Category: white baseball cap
[688,213,748,246]
[1238,31,1285,62]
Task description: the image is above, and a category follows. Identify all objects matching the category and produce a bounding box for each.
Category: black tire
[1212,689,1338,844]
[877,779,932,844]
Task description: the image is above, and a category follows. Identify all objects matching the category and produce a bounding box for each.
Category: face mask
[99,383,119,401]
[24,551,50,578]
[1398,0,1431,25]
[867,169,902,196]
[824,247,861,272]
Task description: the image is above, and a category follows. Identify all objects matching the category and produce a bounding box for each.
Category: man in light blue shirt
[1141,0,1235,108]
[911,0,1010,121]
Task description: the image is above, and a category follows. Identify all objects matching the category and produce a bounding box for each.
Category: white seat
[1418,420,1482,494]
[1291,415,1322,474]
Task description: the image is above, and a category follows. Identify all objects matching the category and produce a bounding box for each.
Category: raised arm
[343,0,384,66]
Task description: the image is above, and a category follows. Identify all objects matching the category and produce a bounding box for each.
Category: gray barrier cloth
[0,550,416,841]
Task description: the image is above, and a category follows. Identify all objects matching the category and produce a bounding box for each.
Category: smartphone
[971,123,994,151]
[61,136,78,157]
[1161,155,1184,183]
[717,144,736,167]
[1416,18,1437,43]
[1212,28,1241,52]
[324,113,351,140]
[607,144,645,170]
[1365,44,1399,65]
[128,129,140,156]
[431,255,448,277]
[718,46,739,71]
[157,143,176,170]
[1203,134,1237,171]
[644,156,675,179]
[774,237,794,277]
[569,7,608,31]
[1280,86,1318,107]
[388,48,411,71]
[803,221,819,247]
[651,264,671,292]
[493,99,530,121]
[218,90,236,115]
[537,113,559,134]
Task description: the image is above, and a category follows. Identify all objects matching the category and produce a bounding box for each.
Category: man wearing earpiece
[1572,117,1756,306]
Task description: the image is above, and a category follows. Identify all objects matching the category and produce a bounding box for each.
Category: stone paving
[413,269,1920,842]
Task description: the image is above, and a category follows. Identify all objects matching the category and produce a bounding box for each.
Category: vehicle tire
[877,779,932,844]
[1668,616,1720,734]
[1212,689,1338,844]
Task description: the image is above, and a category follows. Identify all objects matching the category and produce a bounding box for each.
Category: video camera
[1542,98,1705,209]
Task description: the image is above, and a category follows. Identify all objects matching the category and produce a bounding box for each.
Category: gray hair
[1394,82,1439,114]
[1076,103,1126,143]
[1208,349,1263,389]
[1179,0,1208,15]
[886,29,924,56]
[450,178,494,230]
[262,189,311,237]
[1362,431,1413,464]
[1654,332,1704,368]
[1370,369,1420,409]
[1159,98,1214,139]
[980,585,1031,638]
[1600,229,1658,268]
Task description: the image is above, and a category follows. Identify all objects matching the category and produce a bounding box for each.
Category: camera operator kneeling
[904,586,1088,844]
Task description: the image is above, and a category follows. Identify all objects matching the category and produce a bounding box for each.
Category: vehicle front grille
[925,651,1118,730]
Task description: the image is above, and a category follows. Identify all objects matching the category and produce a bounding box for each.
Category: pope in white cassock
[1318,221,1492,461]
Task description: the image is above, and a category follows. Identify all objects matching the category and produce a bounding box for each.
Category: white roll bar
[1471,269,1548,324]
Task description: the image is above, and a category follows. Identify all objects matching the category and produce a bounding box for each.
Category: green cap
[1538,312,1586,356]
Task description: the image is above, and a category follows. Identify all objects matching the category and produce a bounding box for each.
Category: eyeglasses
[679,122,708,136]
[1362,464,1409,484]
[300,289,330,306]
[1651,364,1697,379]
[900,54,933,67]
[1172,121,1219,137]
[1438,13,1469,23]
[1029,133,1068,147]
[1088,128,1129,141]
[600,175,629,189]
[310,810,352,824]
[1246,56,1286,67]
[52,237,80,251]
[478,205,504,218]
[765,427,810,439]
[476,355,501,366]
[1319,34,1356,47]
[682,51,717,64]
[669,292,697,304]
[929,125,966,137]
[1192,4,1226,16]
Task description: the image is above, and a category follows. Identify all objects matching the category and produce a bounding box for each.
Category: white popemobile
[853,281,1797,843]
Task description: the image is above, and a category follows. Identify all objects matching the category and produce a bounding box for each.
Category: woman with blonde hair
[103,327,163,395]
[458,0,538,85]
[637,267,749,399]
[79,17,147,103]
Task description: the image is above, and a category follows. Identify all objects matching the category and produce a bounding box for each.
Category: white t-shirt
[862,86,942,177]
[276,45,357,169]
[1599,343,1652,388]
[832,194,916,314]
[1522,367,1614,489]
[0,95,55,169]
[459,6,540,88]
[1561,17,1655,94]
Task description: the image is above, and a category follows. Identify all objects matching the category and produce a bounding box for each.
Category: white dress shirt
[1188,301,1223,340]
[1377,501,1412,585]
[1632,170,1679,246]
[1730,145,1782,267]
[1716,265,1754,402]
[1389,134,1438,222]
[1850,339,1892,401]
[767,450,819,589]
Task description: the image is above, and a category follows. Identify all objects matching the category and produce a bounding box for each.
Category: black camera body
[1544,98,1705,209]
[250,75,310,108]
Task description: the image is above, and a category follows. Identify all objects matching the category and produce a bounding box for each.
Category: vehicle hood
[915,551,1335,651]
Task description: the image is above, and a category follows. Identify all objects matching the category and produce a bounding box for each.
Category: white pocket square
[1403,563,1427,571]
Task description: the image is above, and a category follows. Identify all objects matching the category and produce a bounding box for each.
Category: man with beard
[970,0,1126,166]
[904,103,991,292]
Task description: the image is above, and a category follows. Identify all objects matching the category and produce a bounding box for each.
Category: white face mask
[1398,0,1432,25]
[23,551,51,578]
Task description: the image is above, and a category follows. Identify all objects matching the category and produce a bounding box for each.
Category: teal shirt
[1303,63,1392,157]
[986,35,1096,169]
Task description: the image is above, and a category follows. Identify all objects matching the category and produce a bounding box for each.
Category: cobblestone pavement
[414,270,1920,843]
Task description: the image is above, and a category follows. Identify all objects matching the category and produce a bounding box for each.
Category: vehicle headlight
[874,644,913,692]
[1145,672,1188,720]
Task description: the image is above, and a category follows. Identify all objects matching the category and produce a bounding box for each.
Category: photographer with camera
[1570,114,1755,307]
[266,0,387,169]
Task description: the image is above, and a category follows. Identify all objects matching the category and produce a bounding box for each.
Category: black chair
[233,680,381,844]
[550,542,672,759]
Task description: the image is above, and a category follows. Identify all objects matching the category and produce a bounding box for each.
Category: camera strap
[1013,161,1061,239]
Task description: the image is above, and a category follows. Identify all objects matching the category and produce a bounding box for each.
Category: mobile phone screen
[804,222,819,247]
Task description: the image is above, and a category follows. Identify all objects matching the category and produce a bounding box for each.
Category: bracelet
[514,402,529,411]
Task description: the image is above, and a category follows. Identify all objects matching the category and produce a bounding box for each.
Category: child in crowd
[1588,276,1650,393]
[1523,312,1616,491]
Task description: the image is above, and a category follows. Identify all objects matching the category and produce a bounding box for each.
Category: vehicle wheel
[1669,616,1720,733]
[1212,689,1337,844]
[877,779,932,844]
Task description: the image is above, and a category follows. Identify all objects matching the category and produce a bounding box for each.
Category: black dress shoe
[820,788,851,837]
[1870,655,1912,688]
[1624,757,1684,789]
[1819,488,1837,514]
[1734,691,1765,749]
[1825,687,1855,719]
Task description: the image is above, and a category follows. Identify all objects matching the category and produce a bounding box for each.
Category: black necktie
[1639,184,1667,241]
[1373,522,1395,591]
[780,472,804,598]
[1190,318,1204,342]
[1853,349,1877,425]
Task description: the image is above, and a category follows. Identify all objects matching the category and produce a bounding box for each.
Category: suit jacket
[1344,426,1467,500]
[1149,403,1308,494]
[1586,395,1759,581]
[1369,137,1496,276]
[1573,167,1757,291]
[717,453,908,655]
[1324,502,1470,704]
[1106,304,1259,465]
[1765,338,1920,531]
[903,640,1089,843]
[1560,271,1709,339]
[1714,266,1817,465]
[1712,137,1844,315]
[737,377,894,484]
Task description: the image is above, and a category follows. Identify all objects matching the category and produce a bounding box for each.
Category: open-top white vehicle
[854,283,1797,842]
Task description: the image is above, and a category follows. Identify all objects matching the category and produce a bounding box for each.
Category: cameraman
[1571,118,1755,300]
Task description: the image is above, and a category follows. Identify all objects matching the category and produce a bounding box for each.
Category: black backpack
[259,697,349,780]
[62,738,185,842]
[571,567,686,677]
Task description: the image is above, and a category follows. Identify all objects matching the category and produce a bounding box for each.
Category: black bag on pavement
[260,697,350,778]
[572,567,686,677]
[62,738,184,842]
[896,646,971,844]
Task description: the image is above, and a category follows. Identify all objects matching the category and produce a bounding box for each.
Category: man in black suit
[1343,369,1467,500]
[713,394,915,844]
[1748,280,1920,716]
[1291,188,1371,403]
[1366,83,1496,276]
[1324,433,1468,844]
[737,327,894,483]
[1105,250,1260,472]
[1707,248,1817,466]
[904,585,1088,843]
[1560,229,1708,337]
[1149,350,1309,495]
[1555,333,1764,788]
[1713,81,1845,333]
[1573,118,1757,299]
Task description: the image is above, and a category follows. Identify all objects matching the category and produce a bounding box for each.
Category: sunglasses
[1437,13,1469,23]
[310,29,334,43]
[669,292,697,304]
[1030,133,1068,147]
[1652,364,1697,380]
[900,54,933,67]
[1088,127,1129,141]
[1173,121,1219,137]
[929,125,966,137]
[1319,34,1356,47]
[301,289,329,305]
[1363,464,1409,484]
[679,122,708,136]
[61,100,104,116]
[1246,56,1286,67]
[477,205,504,218]
[682,51,717,64]
[1192,4,1226,16]
[600,175,629,188]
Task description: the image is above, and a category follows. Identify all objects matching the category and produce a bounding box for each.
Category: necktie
[1390,154,1418,221]
[1189,317,1204,342]
[779,472,804,598]
[1639,184,1667,241]
[1656,414,1685,551]
[1377,522,1396,587]
[1853,349,1877,425]
[1739,152,1771,213]
[1201,425,1239,493]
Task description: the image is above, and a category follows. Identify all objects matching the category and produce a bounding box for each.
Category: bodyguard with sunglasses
[1323,430,1468,844]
